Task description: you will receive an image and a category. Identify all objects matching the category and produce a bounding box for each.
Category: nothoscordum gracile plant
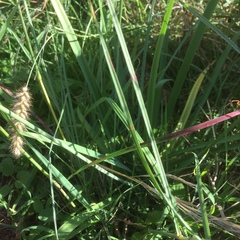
[9,86,32,158]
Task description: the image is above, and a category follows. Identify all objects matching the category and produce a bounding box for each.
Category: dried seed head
[9,85,32,158]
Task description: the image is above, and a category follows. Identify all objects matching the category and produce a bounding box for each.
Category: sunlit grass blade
[50,0,101,100]
[89,5,156,194]
[176,63,213,131]
[146,0,174,126]
[95,2,168,206]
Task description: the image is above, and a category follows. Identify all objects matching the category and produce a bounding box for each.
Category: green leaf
[33,199,44,214]
[1,158,13,176]
[38,208,53,222]
[0,185,12,199]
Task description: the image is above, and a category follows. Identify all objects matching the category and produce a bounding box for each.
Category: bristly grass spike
[9,85,32,158]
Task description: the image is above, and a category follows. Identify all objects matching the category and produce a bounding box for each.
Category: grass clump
[0,0,240,239]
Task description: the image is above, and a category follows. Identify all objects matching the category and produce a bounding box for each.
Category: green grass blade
[50,0,101,100]
[185,4,240,54]
[106,0,172,185]
[147,0,175,126]
[194,152,211,239]
[191,31,240,122]
[176,64,211,130]
[167,0,219,119]
[0,6,17,41]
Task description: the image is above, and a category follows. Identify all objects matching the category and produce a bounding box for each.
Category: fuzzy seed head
[12,86,32,120]
[10,135,24,158]
[9,85,32,159]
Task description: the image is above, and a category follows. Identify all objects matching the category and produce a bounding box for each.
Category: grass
[0,0,240,239]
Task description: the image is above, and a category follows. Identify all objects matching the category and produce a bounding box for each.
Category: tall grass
[0,0,240,239]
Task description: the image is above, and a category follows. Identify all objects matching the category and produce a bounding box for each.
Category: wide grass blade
[176,64,213,131]
[167,0,219,119]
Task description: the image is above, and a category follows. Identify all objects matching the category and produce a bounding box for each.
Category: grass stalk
[194,153,211,239]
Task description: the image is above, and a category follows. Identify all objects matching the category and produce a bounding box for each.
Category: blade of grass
[48,94,68,240]
[167,0,219,119]
[89,2,153,188]
[0,5,17,41]
[105,0,194,235]
[183,3,240,54]
[191,31,240,122]
[176,63,213,131]
[105,0,169,187]
[194,152,211,239]
[91,2,168,209]
[50,0,101,101]
[146,0,174,126]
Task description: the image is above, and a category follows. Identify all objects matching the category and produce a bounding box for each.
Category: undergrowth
[0,0,240,239]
